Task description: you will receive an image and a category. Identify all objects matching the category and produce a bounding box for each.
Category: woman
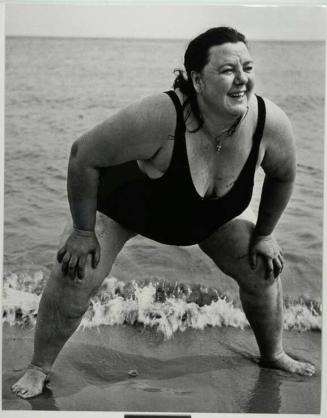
[12,27,315,399]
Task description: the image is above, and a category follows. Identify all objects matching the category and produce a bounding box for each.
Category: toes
[14,388,34,399]
[20,391,32,399]
[12,384,33,398]
[303,370,314,377]
[11,367,49,398]
[17,389,28,396]
[14,388,27,397]
[11,384,22,394]
[299,370,313,376]
[304,364,315,376]
[297,362,315,376]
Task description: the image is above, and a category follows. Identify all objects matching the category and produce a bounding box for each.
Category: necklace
[204,106,249,152]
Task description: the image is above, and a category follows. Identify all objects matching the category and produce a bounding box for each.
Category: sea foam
[2,273,322,339]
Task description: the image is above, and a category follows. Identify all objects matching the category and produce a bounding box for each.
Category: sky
[4,2,327,41]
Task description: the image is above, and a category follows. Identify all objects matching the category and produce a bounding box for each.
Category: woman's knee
[45,259,105,317]
[48,212,134,317]
[235,256,278,296]
[199,219,277,296]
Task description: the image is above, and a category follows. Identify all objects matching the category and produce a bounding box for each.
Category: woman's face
[192,42,255,118]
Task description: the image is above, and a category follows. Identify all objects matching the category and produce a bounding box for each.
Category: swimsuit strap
[164,90,186,134]
[237,94,266,180]
[164,90,188,171]
[243,94,266,174]
[253,95,266,148]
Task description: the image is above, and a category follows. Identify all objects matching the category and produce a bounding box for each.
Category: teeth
[230,92,245,97]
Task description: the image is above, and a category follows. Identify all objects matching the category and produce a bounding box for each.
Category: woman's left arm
[250,100,296,279]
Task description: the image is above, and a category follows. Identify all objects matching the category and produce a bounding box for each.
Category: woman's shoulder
[131,91,176,119]
[258,95,296,178]
[123,92,177,139]
[259,96,293,141]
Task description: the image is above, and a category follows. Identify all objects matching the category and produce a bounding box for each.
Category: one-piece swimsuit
[97,90,266,246]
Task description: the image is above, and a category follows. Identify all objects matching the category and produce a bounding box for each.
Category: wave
[2,273,322,339]
[297,163,322,173]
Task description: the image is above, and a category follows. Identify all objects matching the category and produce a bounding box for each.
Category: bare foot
[11,365,49,398]
[261,351,316,376]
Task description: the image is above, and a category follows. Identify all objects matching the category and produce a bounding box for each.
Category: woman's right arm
[57,93,174,279]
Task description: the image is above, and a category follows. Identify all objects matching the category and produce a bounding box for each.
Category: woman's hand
[249,234,284,280]
[57,228,100,279]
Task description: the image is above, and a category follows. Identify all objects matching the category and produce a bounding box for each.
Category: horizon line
[5,34,325,42]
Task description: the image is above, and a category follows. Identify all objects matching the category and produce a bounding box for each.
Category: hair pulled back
[173,26,247,130]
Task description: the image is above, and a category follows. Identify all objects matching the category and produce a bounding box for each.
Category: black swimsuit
[97,91,266,246]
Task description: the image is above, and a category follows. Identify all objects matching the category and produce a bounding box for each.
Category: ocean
[2,37,325,413]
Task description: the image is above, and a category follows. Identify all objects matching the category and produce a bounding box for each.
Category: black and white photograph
[1,1,325,415]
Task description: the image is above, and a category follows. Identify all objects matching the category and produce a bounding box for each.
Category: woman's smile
[229,90,246,99]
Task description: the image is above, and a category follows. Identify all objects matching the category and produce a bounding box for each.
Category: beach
[3,37,324,413]
[2,324,321,413]
[2,239,322,413]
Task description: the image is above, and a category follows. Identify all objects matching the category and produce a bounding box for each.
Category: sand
[2,323,321,413]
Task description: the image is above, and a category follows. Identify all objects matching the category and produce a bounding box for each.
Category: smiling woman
[11,26,315,400]
[192,42,254,118]
[190,42,255,153]
[173,27,253,127]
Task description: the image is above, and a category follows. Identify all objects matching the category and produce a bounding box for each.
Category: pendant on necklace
[216,142,222,152]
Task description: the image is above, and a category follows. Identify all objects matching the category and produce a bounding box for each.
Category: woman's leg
[199,217,315,376]
[12,212,135,398]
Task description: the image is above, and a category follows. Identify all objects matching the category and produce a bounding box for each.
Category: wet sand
[2,323,321,413]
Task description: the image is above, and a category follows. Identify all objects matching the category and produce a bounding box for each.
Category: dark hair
[173,27,247,130]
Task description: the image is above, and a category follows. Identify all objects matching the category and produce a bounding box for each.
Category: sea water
[3,37,324,338]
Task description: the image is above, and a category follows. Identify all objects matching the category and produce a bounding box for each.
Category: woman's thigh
[198,207,266,290]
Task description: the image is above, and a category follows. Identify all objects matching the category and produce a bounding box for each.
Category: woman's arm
[250,99,296,279]
[57,93,175,278]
